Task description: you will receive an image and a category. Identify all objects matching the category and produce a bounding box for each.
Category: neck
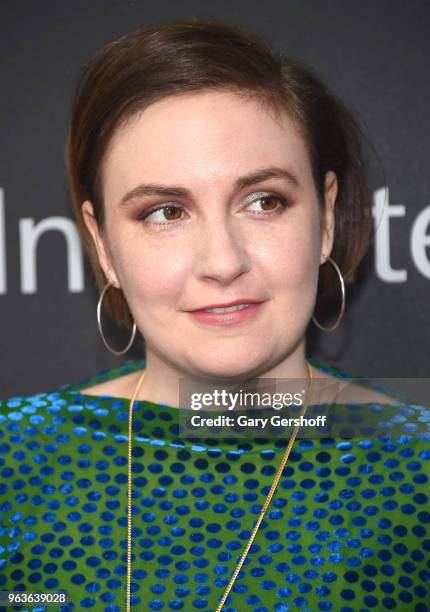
[130,339,313,408]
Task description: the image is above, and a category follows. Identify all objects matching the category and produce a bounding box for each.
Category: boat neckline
[56,358,409,410]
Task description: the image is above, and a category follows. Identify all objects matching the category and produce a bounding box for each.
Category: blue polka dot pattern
[0,358,429,611]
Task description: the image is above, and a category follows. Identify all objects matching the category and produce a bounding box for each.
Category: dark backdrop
[1,0,429,397]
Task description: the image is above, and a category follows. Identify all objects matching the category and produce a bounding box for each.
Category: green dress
[1,358,429,612]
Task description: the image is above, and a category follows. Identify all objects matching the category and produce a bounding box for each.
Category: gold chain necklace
[126,362,313,611]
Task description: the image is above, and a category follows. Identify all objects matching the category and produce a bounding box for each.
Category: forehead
[101,90,312,199]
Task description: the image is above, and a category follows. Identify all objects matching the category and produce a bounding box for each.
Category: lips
[205,303,250,313]
[188,301,265,326]
[189,298,264,312]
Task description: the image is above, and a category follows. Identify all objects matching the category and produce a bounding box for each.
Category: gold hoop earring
[97,280,137,355]
[312,255,345,332]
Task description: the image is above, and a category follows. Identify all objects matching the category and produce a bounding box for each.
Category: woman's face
[83,90,337,379]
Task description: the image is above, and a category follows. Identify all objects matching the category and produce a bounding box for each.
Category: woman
[1,19,429,612]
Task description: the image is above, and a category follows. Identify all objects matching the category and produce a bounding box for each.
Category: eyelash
[137,193,291,229]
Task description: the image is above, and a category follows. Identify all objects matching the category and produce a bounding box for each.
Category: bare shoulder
[312,367,399,405]
[80,370,140,399]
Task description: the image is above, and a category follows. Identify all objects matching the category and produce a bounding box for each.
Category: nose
[194,216,251,284]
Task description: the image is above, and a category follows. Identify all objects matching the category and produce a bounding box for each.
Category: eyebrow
[118,165,301,208]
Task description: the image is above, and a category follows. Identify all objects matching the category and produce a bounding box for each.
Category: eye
[138,192,290,228]
[139,204,185,224]
[245,193,290,215]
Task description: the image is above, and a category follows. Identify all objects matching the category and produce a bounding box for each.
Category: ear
[81,200,120,288]
[320,170,338,264]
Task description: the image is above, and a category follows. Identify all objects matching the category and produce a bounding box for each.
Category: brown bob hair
[66,18,373,329]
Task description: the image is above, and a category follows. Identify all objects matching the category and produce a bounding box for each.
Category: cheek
[256,215,320,288]
[110,236,190,304]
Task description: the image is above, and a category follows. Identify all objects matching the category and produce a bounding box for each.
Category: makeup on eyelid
[135,192,292,226]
